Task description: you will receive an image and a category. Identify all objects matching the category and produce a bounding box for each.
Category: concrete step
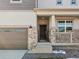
[28,43,52,53]
[37,42,52,46]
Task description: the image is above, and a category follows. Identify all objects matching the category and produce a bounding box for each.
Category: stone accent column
[28,27,37,49]
[49,15,56,44]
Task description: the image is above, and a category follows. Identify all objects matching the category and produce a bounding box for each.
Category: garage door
[0,28,28,50]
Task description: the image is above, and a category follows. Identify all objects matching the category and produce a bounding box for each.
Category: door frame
[37,16,50,42]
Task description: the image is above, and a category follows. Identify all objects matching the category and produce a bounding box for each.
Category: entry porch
[28,9,79,49]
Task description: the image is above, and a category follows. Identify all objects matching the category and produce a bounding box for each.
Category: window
[71,0,76,5]
[57,20,73,32]
[0,28,26,32]
[57,21,65,32]
[57,0,62,5]
[10,0,22,3]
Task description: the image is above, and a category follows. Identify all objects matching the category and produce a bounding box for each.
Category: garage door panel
[0,28,28,49]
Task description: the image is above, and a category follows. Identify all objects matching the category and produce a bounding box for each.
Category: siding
[0,0,35,10]
[0,11,37,27]
[38,0,79,9]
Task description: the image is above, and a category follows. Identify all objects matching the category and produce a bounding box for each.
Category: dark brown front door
[38,25,49,42]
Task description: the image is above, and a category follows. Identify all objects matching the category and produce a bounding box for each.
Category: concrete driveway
[0,50,27,59]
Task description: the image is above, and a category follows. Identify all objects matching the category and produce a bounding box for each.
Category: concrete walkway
[28,43,52,53]
[0,50,27,59]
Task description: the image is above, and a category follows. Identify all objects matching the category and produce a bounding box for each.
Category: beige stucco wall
[49,15,56,29]
[0,10,37,27]
[73,18,79,29]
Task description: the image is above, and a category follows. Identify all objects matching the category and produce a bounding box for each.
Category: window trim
[57,20,73,32]
[56,0,63,5]
[10,0,22,3]
[71,0,76,5]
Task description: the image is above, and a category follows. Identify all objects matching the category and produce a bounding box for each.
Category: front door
[39,25,48,42]
[38,16,49,42]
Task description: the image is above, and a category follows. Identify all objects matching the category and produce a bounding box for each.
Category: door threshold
[38,41,50,43]
[38,42,50,44]
[37,42,52,45]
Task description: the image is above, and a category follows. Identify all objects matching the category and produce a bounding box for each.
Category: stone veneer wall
[50,29,79,43]
[27,28,79,49]
[50,28,72,43]
[28,27,37,49]
[56,32,71,43]
[72,30,79,43]
[49,28,56,43]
